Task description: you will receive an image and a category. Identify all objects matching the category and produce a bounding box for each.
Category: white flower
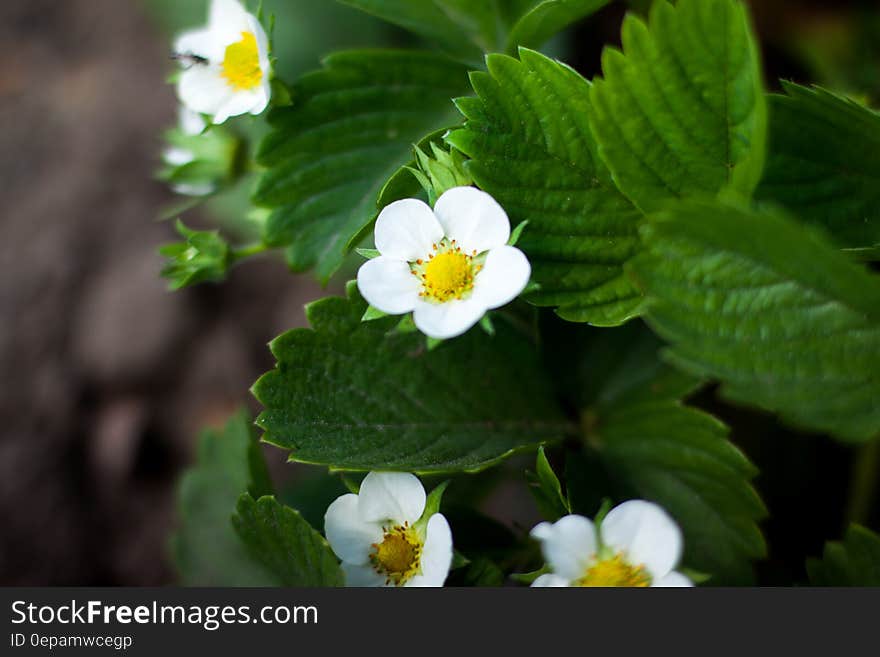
[530,500,694,587]
[163,107,215,197]
[324,472,453,587]
[357,187,531,339]
[173,0,271,125]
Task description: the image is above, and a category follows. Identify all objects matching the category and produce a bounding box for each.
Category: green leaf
[254,50,469,281]
[629,200,880,442]
[506,0,613,52]
[232,494,345,587]
[447,49,644,325]
[589,0,767,211]
[252,287,571,473]
[337,1,497,63]
[171,410,276,586]
[573,326,766,584]
[807,525,880,586]
[594,402,766,585]
[757,83,880,250]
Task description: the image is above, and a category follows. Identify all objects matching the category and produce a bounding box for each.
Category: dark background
[1,0,878,586]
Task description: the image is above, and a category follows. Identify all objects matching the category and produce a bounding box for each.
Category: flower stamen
[370,524,422,586]
[411,240,482,303]
[574,553,651,587]
[221,32,263,90]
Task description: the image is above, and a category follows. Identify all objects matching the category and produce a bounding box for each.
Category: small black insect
[171,52,210,68]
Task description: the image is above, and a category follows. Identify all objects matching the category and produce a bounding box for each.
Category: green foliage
[590,0,767,211]
[456,557,506,586]
[253,50,470,281]
[233,494,345,586]
[757,82,880,251]
[338,0,497,63]
[159,220,231,290]
[158,124,241,194]
[252,285,571,473]
[411,143,474,205]
[159,0,880,590]
[569,324,767,584]
[418,480,451,531]
[630,200,880,442]
[171,411,276,586]
[807,525,880,586]
[527,447,570,520]
[506,0,613,52]
[447,49,644,325]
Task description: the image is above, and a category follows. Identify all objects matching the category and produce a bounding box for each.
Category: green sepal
[479,314,496,336]
[340,474,361,494]
[361,305,389,322]
[426,336,444,351]
[451,550,472,570]
[412,142,473,204]
[510,564,551,585]
[415,480,450,535]
[388,314,418,335]
[508,220,529,246]
[527,446,570,521]
[269,77,293,108]
[679,567,712,585]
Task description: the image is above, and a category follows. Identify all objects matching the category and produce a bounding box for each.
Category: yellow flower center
[412,240,481,303]
[221,32,263,91]
[574,553,651,587]
[370,525,422,586]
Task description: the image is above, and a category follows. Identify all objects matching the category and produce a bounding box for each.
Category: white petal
[653,571,694,588]
[342,562,388,587]
[163,147,195,167]
[529,515,596,581]
[531,573,571,587]
[472,245,531,309]
[357,257,421,315]
[412,297,487,339]
[177,66,234,118]
[324,494,383,565]
[600,500,683,580]
[407,514,452,587]
[433,187,511,254]
[211,87,267,124]
[173,28,224,62]
[171,182,215,197]
[246,13,271,64]
[210,0,251,31]
[374,199,444,261]
[246,85,270,117]
[357,472,426,526]
[178,107,206,136]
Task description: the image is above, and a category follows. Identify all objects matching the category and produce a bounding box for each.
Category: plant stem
[230,242,269,264]
[844,438,880,528]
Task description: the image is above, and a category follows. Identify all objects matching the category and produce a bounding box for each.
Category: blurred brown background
[0,0,877,585]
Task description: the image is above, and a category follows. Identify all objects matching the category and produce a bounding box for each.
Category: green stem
[230,242,269,264]
[844,438,880,528]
